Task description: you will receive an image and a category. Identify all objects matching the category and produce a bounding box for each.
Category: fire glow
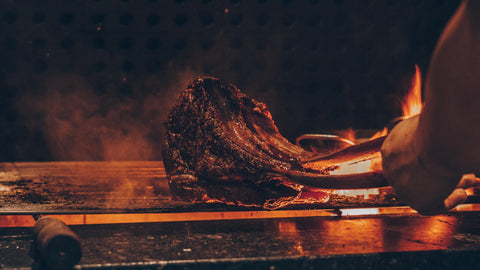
[401,64,423,119]
[307,65,424,201]
[1,68,426,228]
[331,65,423,176]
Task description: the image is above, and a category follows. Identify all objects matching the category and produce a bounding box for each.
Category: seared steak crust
[163,77,315,208]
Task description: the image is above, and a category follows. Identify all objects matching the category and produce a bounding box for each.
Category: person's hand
[444,174,480,210]
[381,115,460,215]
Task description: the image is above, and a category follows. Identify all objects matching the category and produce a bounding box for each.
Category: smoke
[17,69,198,161]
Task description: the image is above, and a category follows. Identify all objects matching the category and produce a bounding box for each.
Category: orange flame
[333,65,422,175]
[401,64,423,119]
[369,127,388,140]
[368,65,422,141]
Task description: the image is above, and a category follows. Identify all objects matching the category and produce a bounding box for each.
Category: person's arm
[381,0,480,215]
[420,0,480,174]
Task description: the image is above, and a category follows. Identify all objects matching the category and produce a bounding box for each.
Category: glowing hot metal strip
[0,210,336,228]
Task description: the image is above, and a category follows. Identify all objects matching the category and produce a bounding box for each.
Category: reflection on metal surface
[276,221,305,255]
[271,213,459,255]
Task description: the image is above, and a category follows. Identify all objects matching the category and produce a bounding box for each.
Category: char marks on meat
[163,77,386,209]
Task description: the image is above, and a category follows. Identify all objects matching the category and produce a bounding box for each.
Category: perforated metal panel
[0,0,460,161]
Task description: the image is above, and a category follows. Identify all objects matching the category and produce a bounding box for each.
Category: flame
[370,64,422,141]
[401,64,423,119]
[364,65,422,170]
[369,127,388,140]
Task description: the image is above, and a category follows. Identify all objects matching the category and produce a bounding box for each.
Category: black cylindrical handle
[31,217,82,270]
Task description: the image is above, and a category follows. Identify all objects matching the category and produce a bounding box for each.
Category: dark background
[0,0,460,161]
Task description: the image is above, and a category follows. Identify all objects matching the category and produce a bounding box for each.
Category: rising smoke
[17,69,199,161]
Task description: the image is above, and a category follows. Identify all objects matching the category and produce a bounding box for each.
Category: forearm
[418,0,480,174]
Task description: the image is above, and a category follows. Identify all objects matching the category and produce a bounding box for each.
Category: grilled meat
[163,77,386,209]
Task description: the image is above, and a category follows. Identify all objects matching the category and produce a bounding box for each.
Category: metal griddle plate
[0,161,191,214]
[0,161,406,215]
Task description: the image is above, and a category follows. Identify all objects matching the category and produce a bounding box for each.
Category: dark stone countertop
[3,212,480,269]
